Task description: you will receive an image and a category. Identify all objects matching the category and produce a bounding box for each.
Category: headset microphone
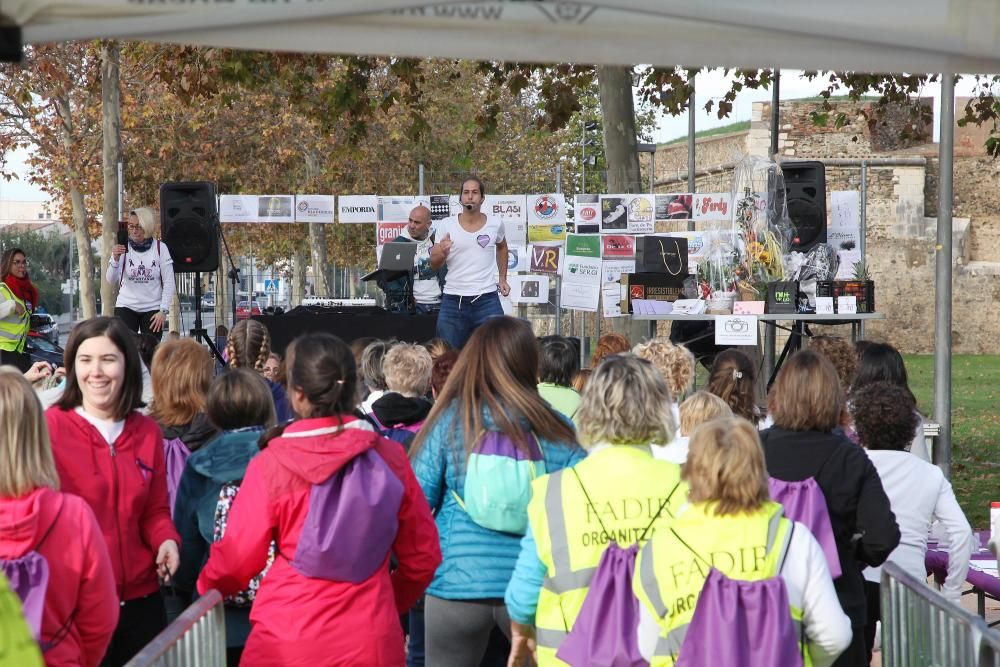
[464,203,474,211]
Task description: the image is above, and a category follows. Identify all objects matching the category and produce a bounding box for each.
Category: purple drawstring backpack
[1,504,62,644]
[556,468,682,667]
[163,437,191,516]
[672,522,803,667]
[291,448,404,583]
[768,476,841,578]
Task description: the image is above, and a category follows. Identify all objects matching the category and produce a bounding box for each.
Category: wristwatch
[160,308,169,316]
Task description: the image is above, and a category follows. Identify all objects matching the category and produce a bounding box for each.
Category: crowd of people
[0,301,976,666]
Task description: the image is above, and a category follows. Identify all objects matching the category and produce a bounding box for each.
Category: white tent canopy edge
[3,0,1000,74]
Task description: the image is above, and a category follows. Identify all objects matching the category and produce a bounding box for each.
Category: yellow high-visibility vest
[632,501,809,666]
[528,445,687,666]
[0,570,44,666]
[0,283,28,354]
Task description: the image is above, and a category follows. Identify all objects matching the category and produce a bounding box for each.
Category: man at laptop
[378,204,445,315]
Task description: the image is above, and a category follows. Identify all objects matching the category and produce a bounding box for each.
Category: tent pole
[764,69,780,384]
[934,72,954,479]
[688,72,696,232]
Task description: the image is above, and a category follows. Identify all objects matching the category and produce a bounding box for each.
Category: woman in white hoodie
[852,381,973,662]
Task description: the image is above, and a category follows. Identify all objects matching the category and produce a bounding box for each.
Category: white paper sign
[294,194,336,223]
[830,191,863,279]
[485,194,528,245]
[837,296,858,314]
[378,196,431,222]
[693,193,733,221]
[509,274,550,304]
[506,245,530,273]
[574,195,602,233]
[626,194,655,234]
[562,255,602,286]
[257,195,295,223]
[602,283,624,317]
[560,282,601,312]
[602,259,635,284]
[338,195,378,223]
[219,195,258,223]
[714,315,758,345]
[815,296,835,314]
[527,193,567,225]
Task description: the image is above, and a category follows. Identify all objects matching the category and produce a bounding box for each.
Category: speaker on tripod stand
[160,181,224,363]
[776,161,827,252]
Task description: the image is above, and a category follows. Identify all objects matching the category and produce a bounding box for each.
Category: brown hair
[430,350,459,398]
[685,417,769,515]
[206,369,276,431]
[424,338,455,363]
[150,338,213,427]
[632,338,695,400]
[0,247,27,281]
[850,382,919,452]
[0,368,59,496]
[679,391,733,436]
[591,333,630,367]
[286,333,358,419]
[767,349,843,432]
[57,317,145,420]
[227,319,271,373]
[572,368,592,393]
[411,317,577,459]
[809,335,858,391]
[707,349,759,425]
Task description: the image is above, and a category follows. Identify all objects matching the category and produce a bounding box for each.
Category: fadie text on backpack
[452,430,544,535]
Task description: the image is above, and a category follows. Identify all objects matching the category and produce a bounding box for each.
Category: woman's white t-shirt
[436,215,506,296]
[106,242,176,313]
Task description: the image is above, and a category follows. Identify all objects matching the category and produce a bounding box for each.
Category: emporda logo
[343,206,375,213]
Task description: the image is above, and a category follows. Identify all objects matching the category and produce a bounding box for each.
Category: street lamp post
[637,143,657,194]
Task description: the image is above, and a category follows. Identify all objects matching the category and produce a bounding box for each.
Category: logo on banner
[297,200,309,212]
[492,203,523,216]
[377,223,406,245]
[579,206,597,221]
[534,195,560,221]
[630,285,645,299]
[698,196,729,217]
[530,245,561,274]
[628,197,653,222]
[232,200,244,212]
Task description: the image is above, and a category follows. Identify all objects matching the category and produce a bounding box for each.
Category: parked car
[30,313,59,345]
[26,332,64,368]
[235,300,262,321]
[201,293,216,311]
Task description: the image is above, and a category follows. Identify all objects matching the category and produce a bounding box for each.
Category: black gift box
[766,281,798,314]
[634,236,688,276]
[620,273,687,313]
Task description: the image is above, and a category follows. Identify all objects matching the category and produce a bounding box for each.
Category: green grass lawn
[904,355,1000,529]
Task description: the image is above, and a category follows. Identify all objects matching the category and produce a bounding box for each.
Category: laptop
[380,241,417,272]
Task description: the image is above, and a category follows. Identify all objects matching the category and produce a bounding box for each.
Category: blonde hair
[130,207,159,238]
[383,343,433,397]
[679,391,733,436]
[227,319,272,373]
[576,354,676,448]
[0,367,59,496]
[684,417,769,516]
[632,338,695,401]
[150,338,214,427]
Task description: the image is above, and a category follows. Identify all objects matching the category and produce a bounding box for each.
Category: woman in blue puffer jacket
[410,317,584,667]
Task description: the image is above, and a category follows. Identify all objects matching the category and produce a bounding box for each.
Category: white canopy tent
[1,0,972,474]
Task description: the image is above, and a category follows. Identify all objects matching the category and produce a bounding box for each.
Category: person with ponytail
[706,349,761,426]
[0,247,39,372]
[226,319,292,423]
[197,332,441,667]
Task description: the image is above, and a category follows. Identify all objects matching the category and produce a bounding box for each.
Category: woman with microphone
[107,207,176,341]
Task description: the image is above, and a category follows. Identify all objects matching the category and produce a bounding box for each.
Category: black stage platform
[253,307,438,355]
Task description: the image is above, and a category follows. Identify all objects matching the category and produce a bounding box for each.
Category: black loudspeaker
[0,27,22,63]
[780,161,827,252]
[160,182,219,273]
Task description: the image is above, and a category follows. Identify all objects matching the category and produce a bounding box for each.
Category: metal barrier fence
[124,590,226,667]
[881,561,1000,666]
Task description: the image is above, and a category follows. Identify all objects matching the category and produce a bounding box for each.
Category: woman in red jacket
[0,367,119,666]
[197,332,442,667]
[45,317,180,667]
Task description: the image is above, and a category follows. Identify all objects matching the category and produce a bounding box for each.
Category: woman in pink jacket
[0,368,118,666]
[45,317,180,666]
[197,332,442,667]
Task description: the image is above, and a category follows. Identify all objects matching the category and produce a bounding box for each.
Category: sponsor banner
[257,195,295,223]
[527,193,567,225]
[692,192,732,221]
[529,244,562,274]
[429,194,453,221]
[508,274,550,304]
[602,259,636,284]
[506,245,530,273]
[562,254,602,286]
[219,195,258,223]
[565,234,602,258]
[655,193,693,221]
[574,195,601,234]
[378,195,431,222]
[376,222,407,246]
[560,281,601,312]
[600,195,628,233]
[294,194,335,223]
[602,234,635,259]
[484,194,527,223]
[830,190,862,279]
[626,194,655,234]
[527,224,567,243]
[602,283,625,317]
[667,231,713,273]
[338,195,378,223]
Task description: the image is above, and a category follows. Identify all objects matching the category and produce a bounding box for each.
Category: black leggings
[101,591,167,667]
[115,307,162,341]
